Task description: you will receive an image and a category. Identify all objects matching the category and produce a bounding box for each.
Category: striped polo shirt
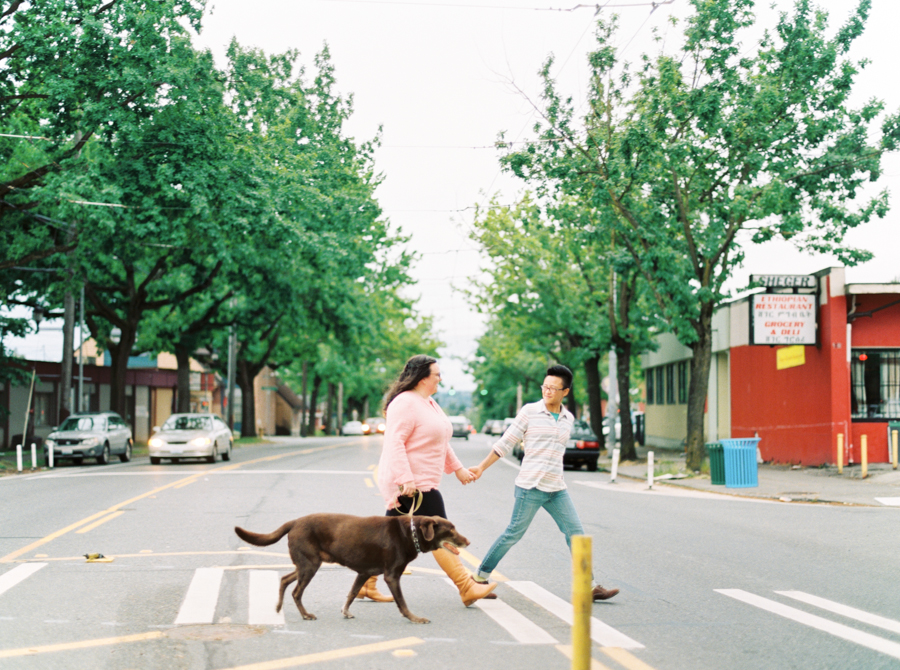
[492,400,574,492]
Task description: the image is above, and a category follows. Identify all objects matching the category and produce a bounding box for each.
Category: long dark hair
[384,355,437,410]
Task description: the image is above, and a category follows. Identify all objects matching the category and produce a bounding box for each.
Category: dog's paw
[301,613,317,621]
[342,611,355,619]
[408,616,430,624]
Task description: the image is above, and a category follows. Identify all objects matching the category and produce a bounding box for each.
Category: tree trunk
[237,358,257,438]
[566,379,579,419]
[685,305,714,471]
[60,290,75,422]
[108,325,137,418]
[325,382,335,435]
[616,339,636,460]
[175,344,192,413]
[300,362,308,437]
[583,355,604,441]
[307,373,322,436]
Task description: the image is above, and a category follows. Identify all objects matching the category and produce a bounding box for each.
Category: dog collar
[410,517,423,554]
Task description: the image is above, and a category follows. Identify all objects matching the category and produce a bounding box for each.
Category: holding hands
[454,467,477,485]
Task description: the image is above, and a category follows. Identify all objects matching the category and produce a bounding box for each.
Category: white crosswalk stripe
[248,570,286,625]
[717,589,900,661]
[0,563,47,597]
[442,578,558,644]
[505,580,643,649]
[175,567,224,625]
[775,591,900,635]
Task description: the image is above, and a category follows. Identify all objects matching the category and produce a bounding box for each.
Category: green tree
[501,0,900,469]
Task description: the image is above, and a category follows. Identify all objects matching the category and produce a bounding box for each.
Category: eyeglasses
[541,385,565,393]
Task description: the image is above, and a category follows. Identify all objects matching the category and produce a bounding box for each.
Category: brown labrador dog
[234,513,470,624]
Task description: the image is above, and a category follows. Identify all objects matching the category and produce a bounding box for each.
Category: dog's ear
[421,518,435,541]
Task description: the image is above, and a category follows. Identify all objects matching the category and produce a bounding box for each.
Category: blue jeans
[477,486,587,579]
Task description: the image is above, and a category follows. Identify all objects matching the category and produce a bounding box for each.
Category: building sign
[750,293,817,345]
[751,274,817,289]
[776,345,806,370]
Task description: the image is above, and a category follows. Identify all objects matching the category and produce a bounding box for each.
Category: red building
[642,267,900,466]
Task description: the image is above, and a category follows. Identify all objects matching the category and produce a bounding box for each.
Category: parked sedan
[449,415,471,439]
[44,411,133,466]
[342,420,365,436]
[564,419,601,471]
[149,413,232,464]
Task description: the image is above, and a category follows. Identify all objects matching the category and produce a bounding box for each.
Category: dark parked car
[512,418,600,471]
[565,419,601,471]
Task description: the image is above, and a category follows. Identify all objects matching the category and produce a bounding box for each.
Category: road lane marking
[1,442,358,563]
[775,591,900,635]
[35,470,375,478]
[717,589,900,661]
[75,510,125,534]
[506,581,644,649]
[471,594,559,644]
[249,570,286,625]
[874,497,900,506]
[220,637,425,670]
[14,549,290,563]
[600,647,659,670]
[575,480,774,503]
[555,645,615,669]
[173,478,196,489]
[0,563,47,597]
[0,631,162,658]
[175,567,224,625]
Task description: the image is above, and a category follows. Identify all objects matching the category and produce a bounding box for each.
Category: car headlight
[188,437,212,447]
[149,437,165,448]
[81,437,100,447]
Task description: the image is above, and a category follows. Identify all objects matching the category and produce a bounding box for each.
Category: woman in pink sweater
[362,354,496,607]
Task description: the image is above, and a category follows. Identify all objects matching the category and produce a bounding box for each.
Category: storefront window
[851,350,900,419]
[646,367,654,405]
[666,364,675,404]
[677,361,688,404]
[655,367,665,405]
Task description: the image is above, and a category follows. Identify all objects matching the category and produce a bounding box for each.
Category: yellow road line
[221,637,424,670]
[0,631,162,658]
[600,647,657,670]
[1,442,356,564]
[75,511,125,534]
[364,477,373,487]
[457,548,507,582]
[556,644,616,670]
[173,478,196,489]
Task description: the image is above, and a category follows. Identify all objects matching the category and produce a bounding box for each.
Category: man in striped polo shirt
[469,364,619,601]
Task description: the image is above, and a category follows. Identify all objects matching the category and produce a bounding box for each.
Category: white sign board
[751,293,817,345]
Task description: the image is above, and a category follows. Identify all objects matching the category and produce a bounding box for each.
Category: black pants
[385,488,447,519]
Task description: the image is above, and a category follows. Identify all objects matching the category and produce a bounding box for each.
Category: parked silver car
[149,413,233,464]
[44,411,133,466]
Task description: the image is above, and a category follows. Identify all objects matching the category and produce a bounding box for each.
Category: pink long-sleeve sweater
[377,390,463,510]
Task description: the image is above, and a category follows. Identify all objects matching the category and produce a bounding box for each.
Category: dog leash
[403,489,424,553]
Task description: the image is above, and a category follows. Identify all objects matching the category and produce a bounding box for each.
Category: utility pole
[227,325,236,431]
[77,285,85,412]
[606,272,618,453]
[60,290,75,420]
[337,382,343,435]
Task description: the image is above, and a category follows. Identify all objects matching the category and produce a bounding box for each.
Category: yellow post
[861,434,868,479]
[892,430,898,471]
[571,535,592,670]
[837,433,843,475]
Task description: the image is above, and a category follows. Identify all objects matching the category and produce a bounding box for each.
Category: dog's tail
[234,521,294,547]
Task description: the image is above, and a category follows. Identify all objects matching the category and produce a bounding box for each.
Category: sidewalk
[602,444,900,508]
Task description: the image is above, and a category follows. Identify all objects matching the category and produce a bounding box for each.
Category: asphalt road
[1,434,899,670]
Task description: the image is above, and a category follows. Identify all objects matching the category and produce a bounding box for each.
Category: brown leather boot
[432,548,498,606]
[356,576,393,602]
[592,585,619,601]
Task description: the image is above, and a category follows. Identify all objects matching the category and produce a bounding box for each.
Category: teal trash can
[707,442,725,485]
[721,437,760,488]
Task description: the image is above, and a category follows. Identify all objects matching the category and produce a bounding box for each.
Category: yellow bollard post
[861,434,868,479]
[571,535,592,670]
[892,430,898,471]
[837,433,843,475]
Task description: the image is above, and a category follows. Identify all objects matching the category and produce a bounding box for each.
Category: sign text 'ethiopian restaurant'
[749,276,818,345]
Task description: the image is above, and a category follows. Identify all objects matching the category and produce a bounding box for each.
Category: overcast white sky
[7,0,900,391]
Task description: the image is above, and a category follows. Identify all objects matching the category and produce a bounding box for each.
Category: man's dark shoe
[592,585,619,601]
